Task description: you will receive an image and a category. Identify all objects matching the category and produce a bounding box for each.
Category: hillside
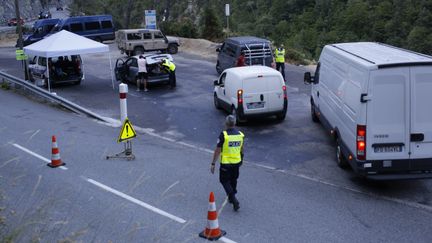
[42,1,432,63]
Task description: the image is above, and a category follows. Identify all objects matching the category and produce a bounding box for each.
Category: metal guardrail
[0,70,108,123]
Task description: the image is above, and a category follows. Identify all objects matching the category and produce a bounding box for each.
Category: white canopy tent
[24,30,114,92]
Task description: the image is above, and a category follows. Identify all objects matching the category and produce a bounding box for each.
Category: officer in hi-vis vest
[161,58,176,88]
[211,115,244,211]
[275,44,286,81]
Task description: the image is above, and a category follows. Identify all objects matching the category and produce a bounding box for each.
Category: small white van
[214,66,287,123]
[304,42,432,180]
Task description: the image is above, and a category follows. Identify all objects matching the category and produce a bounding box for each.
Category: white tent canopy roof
[23,30,109,57]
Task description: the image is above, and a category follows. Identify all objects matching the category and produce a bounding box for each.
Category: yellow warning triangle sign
[117,118,137,142]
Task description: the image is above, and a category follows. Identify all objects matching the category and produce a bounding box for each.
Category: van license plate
[247,102,265,109]
[374,146,402,153]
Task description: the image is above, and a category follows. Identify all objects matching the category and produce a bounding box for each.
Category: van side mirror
[304,72,314,84]
[216,47,220,52]
[213,80,219,86]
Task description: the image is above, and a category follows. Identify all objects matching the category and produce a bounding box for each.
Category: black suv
[216,36,273,74]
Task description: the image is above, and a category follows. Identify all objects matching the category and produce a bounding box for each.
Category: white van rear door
[265,75,285,112]
[409,66,432,159]
[243,76,269,113]
[366,68,410,160]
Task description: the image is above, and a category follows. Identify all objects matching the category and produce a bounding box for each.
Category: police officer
[211,115,244,211]
[161,58,176,88]
[275,44,286,81]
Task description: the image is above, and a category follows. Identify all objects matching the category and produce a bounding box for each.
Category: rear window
[101,20,113,29]
[70,23,83,32]
[85,21,100,30]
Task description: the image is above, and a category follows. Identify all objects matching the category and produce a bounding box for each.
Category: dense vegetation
[70,0,432,63]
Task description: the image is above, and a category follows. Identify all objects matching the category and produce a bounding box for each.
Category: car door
[216,72,230,110]
[153,31,167,50]
[143,32,153,50]
[409,66,432,161]
[366,68,410,161]
[125,58,138,83]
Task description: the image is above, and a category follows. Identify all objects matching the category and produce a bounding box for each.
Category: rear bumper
[353,158,432,180]
[239,99,287,119]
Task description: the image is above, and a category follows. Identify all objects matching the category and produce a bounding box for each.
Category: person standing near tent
[137,55,148,92]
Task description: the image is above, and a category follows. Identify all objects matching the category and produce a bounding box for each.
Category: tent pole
[46,59,51,93]
[109,52,114,90]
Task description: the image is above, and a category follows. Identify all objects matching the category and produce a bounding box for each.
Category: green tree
[200,6,223,41]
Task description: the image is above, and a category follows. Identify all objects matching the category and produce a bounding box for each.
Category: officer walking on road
[211,115,244,211]
[275,44,286,81]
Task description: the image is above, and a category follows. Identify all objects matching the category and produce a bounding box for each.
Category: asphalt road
[1,42,432,242]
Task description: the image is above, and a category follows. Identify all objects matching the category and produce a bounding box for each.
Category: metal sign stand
[106,140,135,160]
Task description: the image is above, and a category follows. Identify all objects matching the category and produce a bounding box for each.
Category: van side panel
[265,75,285,112]
[366,68,410,160]
[341,64,366,156]
[410,66,432,159]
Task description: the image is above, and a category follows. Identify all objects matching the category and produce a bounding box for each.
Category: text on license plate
[374,146,402,153]
[247,102,265,109]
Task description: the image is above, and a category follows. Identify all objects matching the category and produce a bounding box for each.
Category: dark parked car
[8,17,24,26]
[115,53,174,87]
[56,5,64,11]
[216,36,273,74]
[38,10,52,19]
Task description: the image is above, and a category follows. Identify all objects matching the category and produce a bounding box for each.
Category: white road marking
[12,143,68,170]
[219,236,238,243]
[85,178,187,224]
[218,197,228,215]
[96,117,432,214]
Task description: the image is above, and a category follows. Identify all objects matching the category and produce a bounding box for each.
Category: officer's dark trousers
[276,62,285,80]
[219,164,240,198]
[169,71,176,88]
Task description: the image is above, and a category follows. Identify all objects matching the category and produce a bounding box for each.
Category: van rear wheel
[231,107,244,125]
[167,44,178,54]
[311,103,319,123]
[214,93,221,109]
[336,138,349,169]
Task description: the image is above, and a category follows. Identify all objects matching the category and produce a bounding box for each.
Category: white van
[304,42,432,180]
[214,66,287,123]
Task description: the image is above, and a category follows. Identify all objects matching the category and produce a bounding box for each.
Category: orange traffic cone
[47,135,65,168]
[199,192,226,241]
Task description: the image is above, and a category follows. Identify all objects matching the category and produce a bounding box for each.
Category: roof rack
[243,43,272,66]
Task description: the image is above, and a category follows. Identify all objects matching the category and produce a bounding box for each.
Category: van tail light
[282,85,287,99]
[237,89,243,104]
[356,125,366,160]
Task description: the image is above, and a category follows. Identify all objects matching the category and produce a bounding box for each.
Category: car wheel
[216,62,222,74]
[214,93,221,109]
[231,106,244,125]
[276,111,286,121]
[311,102,319,123]
[167,44,178,54]
[134,47,145,56]
[336,138,349,169]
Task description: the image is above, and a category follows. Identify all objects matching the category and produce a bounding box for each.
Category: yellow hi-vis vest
[275,48,285,63]
[162,59,176,71]
[221,131,244,164]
